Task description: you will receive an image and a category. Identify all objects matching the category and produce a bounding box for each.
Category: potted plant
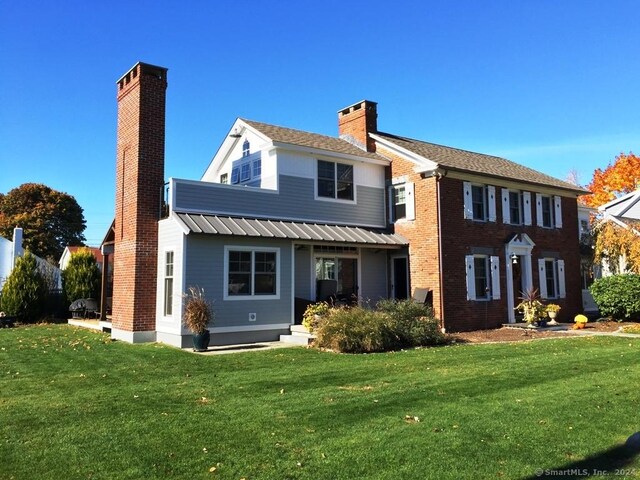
[183,286,213,352]
[546,304,561,319]
[515,288,545,327]
[573,314,588,330]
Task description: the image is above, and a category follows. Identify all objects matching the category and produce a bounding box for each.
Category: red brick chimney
[112,62,167,343]
[338,100,378,152]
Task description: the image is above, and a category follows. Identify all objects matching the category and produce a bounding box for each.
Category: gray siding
[175,175,385,227]
[360,249,389,303]
[185,235,293,329]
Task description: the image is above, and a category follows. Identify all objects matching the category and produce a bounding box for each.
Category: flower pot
[548,311,557,320]
[574,323,586,330]
[538,319,548,328]
[192,330,210,352]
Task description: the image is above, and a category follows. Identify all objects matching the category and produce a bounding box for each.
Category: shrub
[62,248,101,304]
[302,301,330,332]
[376,299,445,347]
[314,306,390,353]
[0,252,47,322]
[590,274,640,320]
[314,299,444,353]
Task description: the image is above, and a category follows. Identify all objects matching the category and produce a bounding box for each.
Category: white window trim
[503,189,529,225]
[465,254,500,301]
[538,258,566,299]
[389,182,415,222]
[464,182,496,222]
[536,193,556,228]
[315,159,357,204]
[162,249,175,317]
[223,246,280,301]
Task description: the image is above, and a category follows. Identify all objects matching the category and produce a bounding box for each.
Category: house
[59,246,104,271]
[106,62,588,347]
[595,189,640,275]
[0,228,24,291]
[0,227,61,291]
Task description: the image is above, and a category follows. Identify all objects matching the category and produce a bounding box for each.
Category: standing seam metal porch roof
[175,213,408,246]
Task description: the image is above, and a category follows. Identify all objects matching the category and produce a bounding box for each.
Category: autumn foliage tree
[0,183,86,260]
[593,221,640,274]
[582,152,640,208]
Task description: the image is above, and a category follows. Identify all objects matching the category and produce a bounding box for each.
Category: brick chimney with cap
[338,100,378,152]
[111,62,168,343]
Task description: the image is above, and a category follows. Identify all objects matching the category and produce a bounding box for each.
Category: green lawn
[1,325,639,479]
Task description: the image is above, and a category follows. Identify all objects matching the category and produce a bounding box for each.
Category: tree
[0,252,47,322]
[582,152,640,208]
[593,221,640,275]
[62,248,101,303]
[0,183,86,260]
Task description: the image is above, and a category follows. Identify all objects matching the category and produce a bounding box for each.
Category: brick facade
[437,177,582,331]
[370,124,583,332]
[112,63,167,335]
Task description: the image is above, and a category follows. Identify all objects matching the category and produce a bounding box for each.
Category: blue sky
[1,1,639,247]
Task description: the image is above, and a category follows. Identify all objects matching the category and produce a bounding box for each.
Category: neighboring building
[105,62,588,347]
[59,246,104,271]
[596,189,640,276]
[0,227,61,291]
[0,228,24,291]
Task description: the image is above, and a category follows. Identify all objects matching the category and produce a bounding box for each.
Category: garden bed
[449,320,640,344]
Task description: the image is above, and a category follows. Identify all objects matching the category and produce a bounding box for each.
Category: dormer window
[242,140,250,157]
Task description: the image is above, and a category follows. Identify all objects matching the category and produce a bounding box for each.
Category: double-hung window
[242,140,250,157]
[163,251,174,316]
[536,194,563,228]
[541,196,553,227]
[463,182,496,222]
[225,247,279,299]
[465,254,501,300]
[538,258,566,299]
[220,173,228,184]
[502,189,532,225]
[389,183,415,222]
[471,185,487,220]
[509,191,522,225]
[393,185,406,221]
[317,160,354,201]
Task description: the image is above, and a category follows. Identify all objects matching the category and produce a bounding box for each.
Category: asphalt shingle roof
[241,119,388,162]
[375,132,589,194]
[241,118,588,194]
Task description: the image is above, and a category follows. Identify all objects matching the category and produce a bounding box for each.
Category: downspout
[433,170,447,332]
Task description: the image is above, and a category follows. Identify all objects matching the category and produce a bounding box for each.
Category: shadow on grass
[522,432,640,479]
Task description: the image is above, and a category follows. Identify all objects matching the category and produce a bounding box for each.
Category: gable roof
[373,132,589,195]
[241,119,388,162]
[598,189,640,220]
